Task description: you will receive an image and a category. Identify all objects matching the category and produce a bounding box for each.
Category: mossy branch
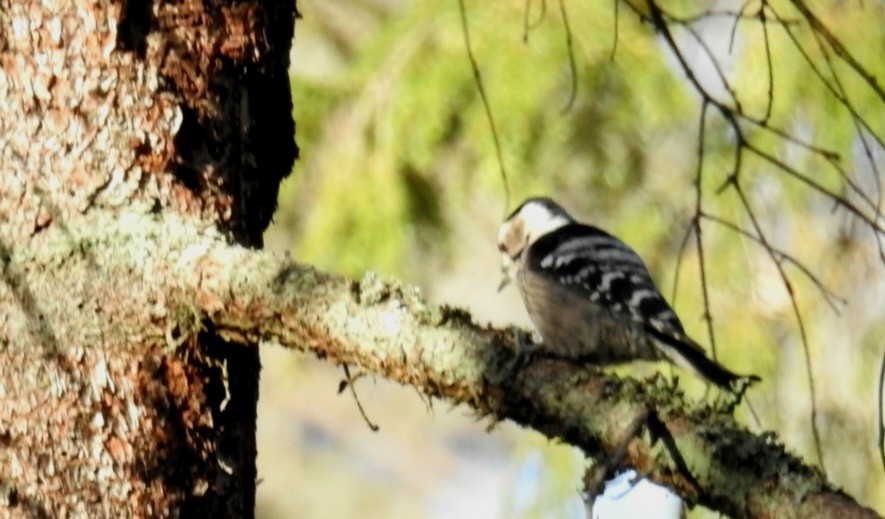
[1,210,878,519]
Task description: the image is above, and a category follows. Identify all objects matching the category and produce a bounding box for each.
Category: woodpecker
[497,197,758,392]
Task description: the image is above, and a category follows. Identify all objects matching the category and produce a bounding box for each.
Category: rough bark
[3,210,878,519]
[0,0,295,515]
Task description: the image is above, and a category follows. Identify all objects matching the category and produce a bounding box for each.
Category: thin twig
[765,3,883,217]
[760,1,774,124]
[557,0,578,113]
[808,27,885,266]
[341,364,380,431]
[692,102,718,360]
[701,213,846,312]
[732,183,825,471]
[644,0,709,100]
[746,143,885,236]
[728,0,756,53]
[767,3,885,152]
[457,0,510,213]
[878,350,885,477]
[610,0,620,61]
[679,23,742,111]
[523,0,548,42]
[788,0,885,105]
[655,0,881,226]
[666,6,798,27]
[584,406,650,503]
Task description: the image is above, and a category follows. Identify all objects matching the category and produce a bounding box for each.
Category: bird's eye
[498,242,506,252]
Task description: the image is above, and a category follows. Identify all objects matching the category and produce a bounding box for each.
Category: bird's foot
[502,327,544,374]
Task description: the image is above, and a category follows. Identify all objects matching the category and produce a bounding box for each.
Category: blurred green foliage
[284,0,699,277]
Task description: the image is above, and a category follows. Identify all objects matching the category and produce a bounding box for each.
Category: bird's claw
[503,327,542,374]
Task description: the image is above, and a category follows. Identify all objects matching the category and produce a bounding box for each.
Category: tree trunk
[0,0,296,515]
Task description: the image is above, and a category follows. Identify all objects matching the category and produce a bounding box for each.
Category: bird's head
[497,197,573,291]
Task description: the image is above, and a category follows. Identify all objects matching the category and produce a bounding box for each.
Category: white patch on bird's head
[497,198,574,289]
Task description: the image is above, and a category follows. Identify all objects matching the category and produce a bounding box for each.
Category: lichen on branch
[1,209,877,519]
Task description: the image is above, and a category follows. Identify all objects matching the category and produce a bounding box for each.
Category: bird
[497,196,759,392]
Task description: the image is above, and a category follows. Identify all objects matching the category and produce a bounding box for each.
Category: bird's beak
[497,274,511,292]
[498,255,514,292]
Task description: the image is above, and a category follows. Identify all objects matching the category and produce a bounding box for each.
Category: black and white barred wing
[520,224,747,388]
[514,224,672,363]
[526,224,687,336]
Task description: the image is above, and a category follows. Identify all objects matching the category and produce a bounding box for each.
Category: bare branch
[787,0,885,105]
[759,2,774,123]
[692,102,719,359]
[767,3,885,152]
[879,351,885,478]
[746,143,885,236]
[457,0,510,213]
[610,0,620,61]
[557,0,578,113]
[700,213,845,312]
[664,5,798,27]
[808,27,885,265]
[522,0,548,42]
[621,0,885,496]
[728,0,756,54]
[732,183,825,471]
[678,23,742,111]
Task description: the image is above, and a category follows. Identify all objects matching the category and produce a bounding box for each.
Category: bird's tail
[646,327,760,393]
